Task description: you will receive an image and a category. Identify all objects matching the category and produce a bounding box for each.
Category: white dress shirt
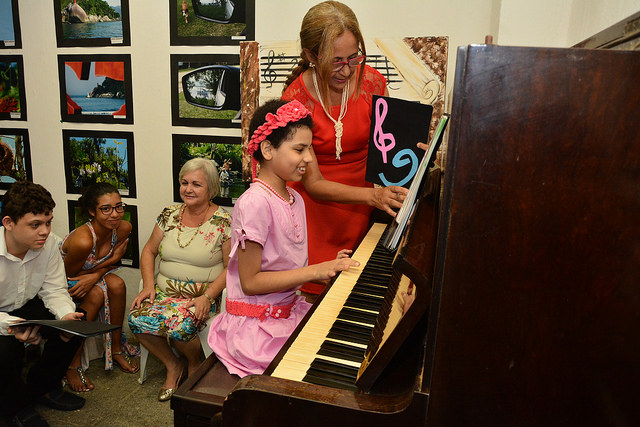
[0,228,76,335]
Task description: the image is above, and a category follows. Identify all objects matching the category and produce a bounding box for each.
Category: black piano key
[332,320,374,337]
[356,273,390,284]
[304,359,359,385]
[344,294,384,312]
[337,306,379,325]
[327,322,373,346]
[351,291,384,303]
[356,276,389,287]
[361,266,393,276]
[318,341,366,362]
[360,267,390,277]
[303,369,358,391]
[352,283,387,297]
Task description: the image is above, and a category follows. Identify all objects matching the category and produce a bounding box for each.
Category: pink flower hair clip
[247,100,311,156]
[247,100,311,179]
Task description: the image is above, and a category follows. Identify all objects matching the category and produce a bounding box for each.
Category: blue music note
[378,149,419,187]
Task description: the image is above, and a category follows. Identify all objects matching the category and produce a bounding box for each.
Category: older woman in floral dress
[129,158,231,401]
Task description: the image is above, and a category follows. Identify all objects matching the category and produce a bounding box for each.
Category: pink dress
[208,182,312,377]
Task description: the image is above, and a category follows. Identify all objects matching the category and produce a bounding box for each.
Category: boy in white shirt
[0,181,85,426]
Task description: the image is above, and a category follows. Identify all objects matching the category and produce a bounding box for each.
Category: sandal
[64,366,94,392]
[113,351,139,374]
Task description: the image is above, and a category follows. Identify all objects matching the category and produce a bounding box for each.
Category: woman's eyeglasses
[332,54,366,72]
[97,203,126,215]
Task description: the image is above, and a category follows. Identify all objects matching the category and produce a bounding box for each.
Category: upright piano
[173,45,640,426]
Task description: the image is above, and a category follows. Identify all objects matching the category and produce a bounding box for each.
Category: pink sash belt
[225,298,294,322]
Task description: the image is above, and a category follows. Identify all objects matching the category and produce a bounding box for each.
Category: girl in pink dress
[208,99,359,377]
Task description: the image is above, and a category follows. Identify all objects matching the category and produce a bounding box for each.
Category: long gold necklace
[176,203,209,248]
[312,69,349,160]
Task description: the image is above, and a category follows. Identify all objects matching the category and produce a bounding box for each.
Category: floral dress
[60,222,138,370]
[128,205,232,342]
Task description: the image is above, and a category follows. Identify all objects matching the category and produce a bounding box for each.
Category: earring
[309,62,315,68]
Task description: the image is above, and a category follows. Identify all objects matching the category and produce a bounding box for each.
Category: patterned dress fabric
[128,205,231,342]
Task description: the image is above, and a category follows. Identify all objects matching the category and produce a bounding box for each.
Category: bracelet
[202,293,215,305]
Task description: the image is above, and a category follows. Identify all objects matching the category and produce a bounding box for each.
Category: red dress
[282,65,387,294]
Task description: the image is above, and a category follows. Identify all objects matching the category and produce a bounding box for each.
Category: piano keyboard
[271,223,397,390]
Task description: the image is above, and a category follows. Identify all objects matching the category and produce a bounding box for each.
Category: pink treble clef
[373,97,395,163]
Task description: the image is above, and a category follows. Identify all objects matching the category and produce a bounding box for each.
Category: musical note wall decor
[365,95,433,189]
[239,37,448,180]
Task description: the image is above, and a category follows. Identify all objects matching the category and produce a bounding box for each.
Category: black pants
[0,297,81,417]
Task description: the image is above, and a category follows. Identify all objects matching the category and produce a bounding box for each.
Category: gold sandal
[113,351,139,374]
[64,366,93,392]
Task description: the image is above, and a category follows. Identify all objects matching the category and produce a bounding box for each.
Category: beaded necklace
[312,68,349,160]
[176,203,210,248]
[254,178,294,205]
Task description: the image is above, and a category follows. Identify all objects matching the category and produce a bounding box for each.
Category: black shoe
[36,388,85,411]
[9,406,50,427]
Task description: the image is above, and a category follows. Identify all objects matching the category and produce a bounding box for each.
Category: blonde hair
[283,1,366,103]
[179,157,220,199]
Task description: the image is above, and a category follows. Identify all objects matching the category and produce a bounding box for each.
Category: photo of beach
[59,55,133,123]
[55,0,129,46]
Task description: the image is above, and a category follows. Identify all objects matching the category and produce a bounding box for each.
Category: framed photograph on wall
[171,54,241,128]
[170,0,254,46]
[67,199,140,268]
[0,0,22,49]
[0,128,32,189]
[172,133,246,206]
[62,129,136,197]
[53,0,131,47]
[0,56,26,120]
[58,54,133,124]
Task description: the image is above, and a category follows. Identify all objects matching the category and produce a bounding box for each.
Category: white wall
[567,0,640,46]
[256,0,503,106]
[497,0,640,47]
[3,0,638,277]
[497,0,574,47]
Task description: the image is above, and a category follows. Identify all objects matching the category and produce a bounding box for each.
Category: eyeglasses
[332,54,366,72]
[97,203,126,215]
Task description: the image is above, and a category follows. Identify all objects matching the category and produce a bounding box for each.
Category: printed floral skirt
[128,282,220,342]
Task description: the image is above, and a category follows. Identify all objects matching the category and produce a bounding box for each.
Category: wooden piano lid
[425,44,640,425]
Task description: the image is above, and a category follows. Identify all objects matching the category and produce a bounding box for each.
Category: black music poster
[365,95,432,188]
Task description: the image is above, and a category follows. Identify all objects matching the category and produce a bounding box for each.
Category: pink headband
[247,100,311,179]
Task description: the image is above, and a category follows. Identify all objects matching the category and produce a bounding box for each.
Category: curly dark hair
[1,181,56,222]
[78,182,120,220]
[249,99,314,163]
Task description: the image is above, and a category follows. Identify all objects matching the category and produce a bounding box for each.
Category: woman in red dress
[282,1,407,297]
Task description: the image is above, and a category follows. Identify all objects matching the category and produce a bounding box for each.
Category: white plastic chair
[137,279,225,384]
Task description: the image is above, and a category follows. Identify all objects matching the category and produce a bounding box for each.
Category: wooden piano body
[173,45,640,426]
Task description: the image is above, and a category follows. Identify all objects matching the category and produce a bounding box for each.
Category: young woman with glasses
[59,182,138,392]
[282,1,409,299]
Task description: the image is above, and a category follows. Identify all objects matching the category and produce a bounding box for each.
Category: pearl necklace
[254,179,294,205]
[312,69,349,160]
[176,203,210,248]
